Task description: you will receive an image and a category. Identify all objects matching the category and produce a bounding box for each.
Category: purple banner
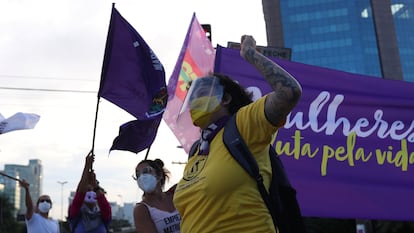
[214,45,414,221]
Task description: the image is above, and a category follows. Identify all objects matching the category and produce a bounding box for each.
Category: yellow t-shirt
[174,96,280,233]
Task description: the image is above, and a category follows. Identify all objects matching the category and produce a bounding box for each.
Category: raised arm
[240,35,302,126]
[77,151,94,193]
[19,179,34,220]
[69,151,95,218]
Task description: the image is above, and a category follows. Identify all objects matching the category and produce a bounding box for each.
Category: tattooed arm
[240,35,302,126]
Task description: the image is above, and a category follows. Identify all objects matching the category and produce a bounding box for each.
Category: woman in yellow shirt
[173,35,302,233]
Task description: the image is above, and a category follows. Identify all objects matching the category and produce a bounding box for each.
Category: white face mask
[137,174,157,193]
[38,201,51,213]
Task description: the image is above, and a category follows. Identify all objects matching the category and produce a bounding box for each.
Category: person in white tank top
[133,158,181,233]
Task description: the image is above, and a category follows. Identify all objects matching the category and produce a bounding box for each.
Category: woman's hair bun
[154,158,164,168]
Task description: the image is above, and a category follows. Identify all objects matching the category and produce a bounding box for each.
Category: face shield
[177,76,224,125]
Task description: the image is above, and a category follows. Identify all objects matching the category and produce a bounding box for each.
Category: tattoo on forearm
[253,52,301,103]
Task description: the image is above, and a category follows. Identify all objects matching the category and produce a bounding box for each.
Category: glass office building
[2,159,42,216]
[276,0,414,82]
[392,0,414,82]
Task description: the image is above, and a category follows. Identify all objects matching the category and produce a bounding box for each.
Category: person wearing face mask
[133,158,181,233]
[173,35,303,233]
[68,151,112,233]
[19,179,60,233]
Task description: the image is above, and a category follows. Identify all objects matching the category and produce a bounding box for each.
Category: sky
[0,0,268,220]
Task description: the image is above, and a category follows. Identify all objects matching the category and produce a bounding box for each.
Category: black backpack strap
[222,115,256,176]
[188,140,200,159]
[270,148,306,233]
[222,114,279,227]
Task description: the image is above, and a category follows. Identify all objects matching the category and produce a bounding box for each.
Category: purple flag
[110,118,161,154]
[98,4,167,120]
[214,45,414,221]
[99,5,167,153]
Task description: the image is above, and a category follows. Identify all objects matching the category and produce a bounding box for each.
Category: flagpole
[92,3,116,159]
[91,97,100,154]
[0,171,21,182]
[144,146,151,160]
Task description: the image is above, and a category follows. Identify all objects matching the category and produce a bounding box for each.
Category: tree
[0,196,24,233]
[373,220,414,233]
[108,218,132,232]
[304,217,356,233]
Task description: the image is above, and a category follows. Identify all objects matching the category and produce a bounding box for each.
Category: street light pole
[117,194,124,219]
[117,194,123,206]
[57,181,68,221]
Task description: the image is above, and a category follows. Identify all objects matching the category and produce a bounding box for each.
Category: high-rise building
[266,0,413,82]
[122,202,135,226]
[2,159,42,216]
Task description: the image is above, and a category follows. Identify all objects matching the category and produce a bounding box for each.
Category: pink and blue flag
[163,13,215,152]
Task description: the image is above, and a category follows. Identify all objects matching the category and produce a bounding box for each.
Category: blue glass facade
[279,0,413,82]
[391,0,414,82]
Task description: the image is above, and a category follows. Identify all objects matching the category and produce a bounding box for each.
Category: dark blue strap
[222,114,278,225]
[222,114,306,233]
[222,114,258,177]
[188,140,200,159]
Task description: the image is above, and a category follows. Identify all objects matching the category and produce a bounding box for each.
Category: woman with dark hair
[133,159,180,233]
[173,35,302,233]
